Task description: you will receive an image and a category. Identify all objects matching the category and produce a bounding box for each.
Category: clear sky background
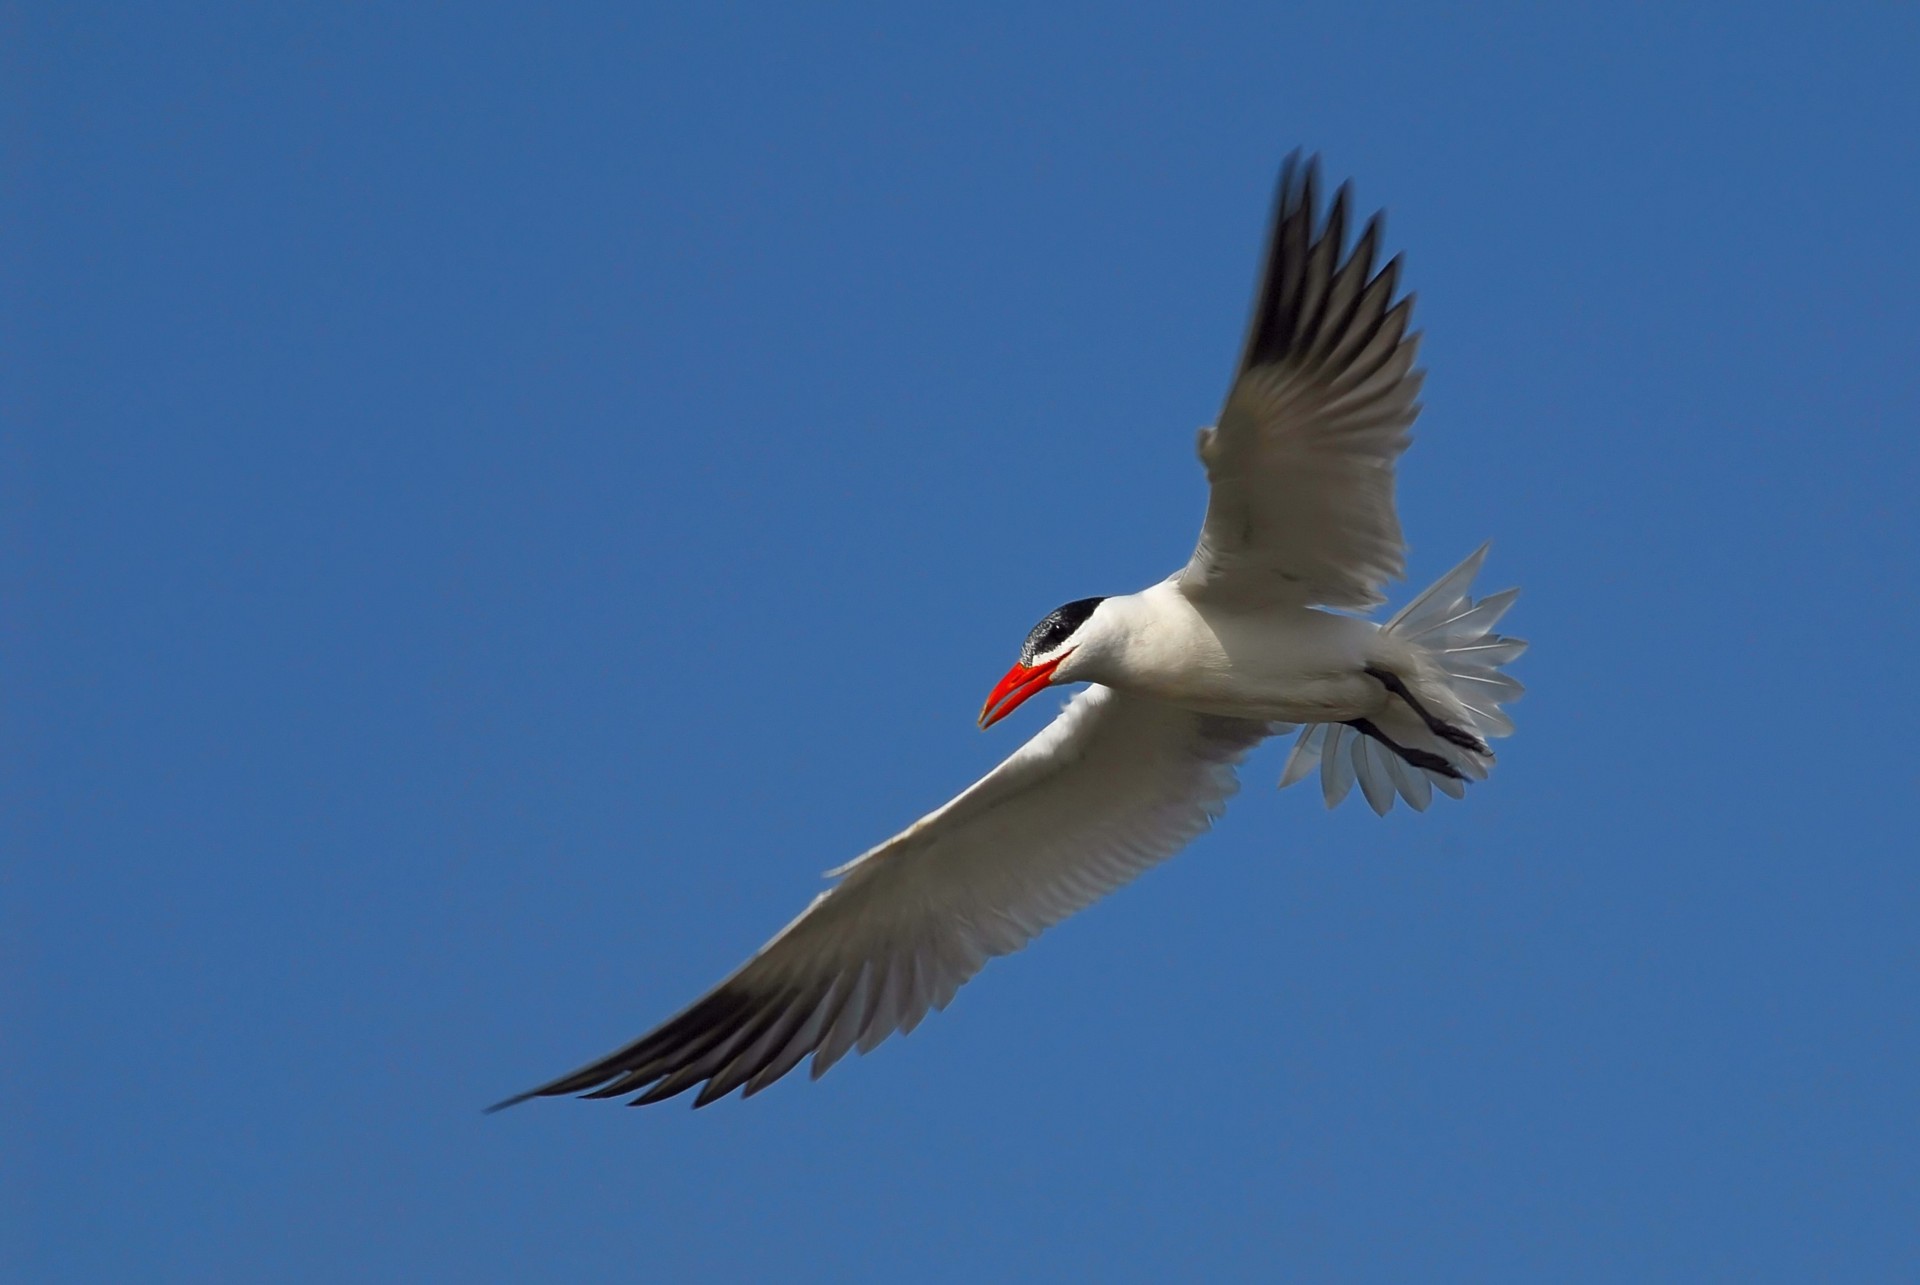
[9,4,1920,1281]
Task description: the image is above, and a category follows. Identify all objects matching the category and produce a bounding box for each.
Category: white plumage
[492,153,1526,1111]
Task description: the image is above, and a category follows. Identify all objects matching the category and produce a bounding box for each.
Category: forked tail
[1278,544,1526,815]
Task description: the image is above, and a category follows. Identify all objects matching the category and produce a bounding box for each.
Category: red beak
[978,652,1069,729]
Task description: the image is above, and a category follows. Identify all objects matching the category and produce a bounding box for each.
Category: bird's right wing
[492,686,1271,1110]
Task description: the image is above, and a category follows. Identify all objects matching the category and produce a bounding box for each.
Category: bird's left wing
[491,686,1271,1109]
[1180,153,1423,611]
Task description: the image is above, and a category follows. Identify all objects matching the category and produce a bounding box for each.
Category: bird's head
[978,596,1110,729]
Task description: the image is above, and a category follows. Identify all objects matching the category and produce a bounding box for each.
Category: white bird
[491,154,1525,1111]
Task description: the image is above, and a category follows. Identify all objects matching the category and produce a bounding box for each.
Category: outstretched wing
[1181,153,1424,611]
[492,687,1270,1109]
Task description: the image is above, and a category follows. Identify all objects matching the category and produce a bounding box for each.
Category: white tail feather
[1279,544,1526,815]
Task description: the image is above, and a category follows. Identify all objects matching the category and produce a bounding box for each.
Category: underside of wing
[491,688,1271,1110]
[1182,153,1424,611]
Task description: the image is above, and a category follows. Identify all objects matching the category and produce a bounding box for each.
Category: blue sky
[10,3,1919,1280]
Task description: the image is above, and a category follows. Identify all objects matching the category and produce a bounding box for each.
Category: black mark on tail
[1364,666,1491,757]
[1344,718,1468,781]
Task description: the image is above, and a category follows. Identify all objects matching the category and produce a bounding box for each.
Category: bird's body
[493,154,1527,1111]
[1058,581,1408,726]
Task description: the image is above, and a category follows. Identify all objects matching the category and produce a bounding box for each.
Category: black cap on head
[1019,597,1106,666]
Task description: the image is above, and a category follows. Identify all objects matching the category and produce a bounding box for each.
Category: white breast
[1081,580,1387,724]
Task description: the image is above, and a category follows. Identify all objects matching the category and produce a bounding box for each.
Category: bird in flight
[491,153,1526,1111]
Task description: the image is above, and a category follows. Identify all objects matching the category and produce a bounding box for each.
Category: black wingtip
[482,1087,543,1115]
[1274,149,1322,219]
[1277,147,1302,195]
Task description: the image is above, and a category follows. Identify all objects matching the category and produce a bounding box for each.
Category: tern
[492,154,1525,1111]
